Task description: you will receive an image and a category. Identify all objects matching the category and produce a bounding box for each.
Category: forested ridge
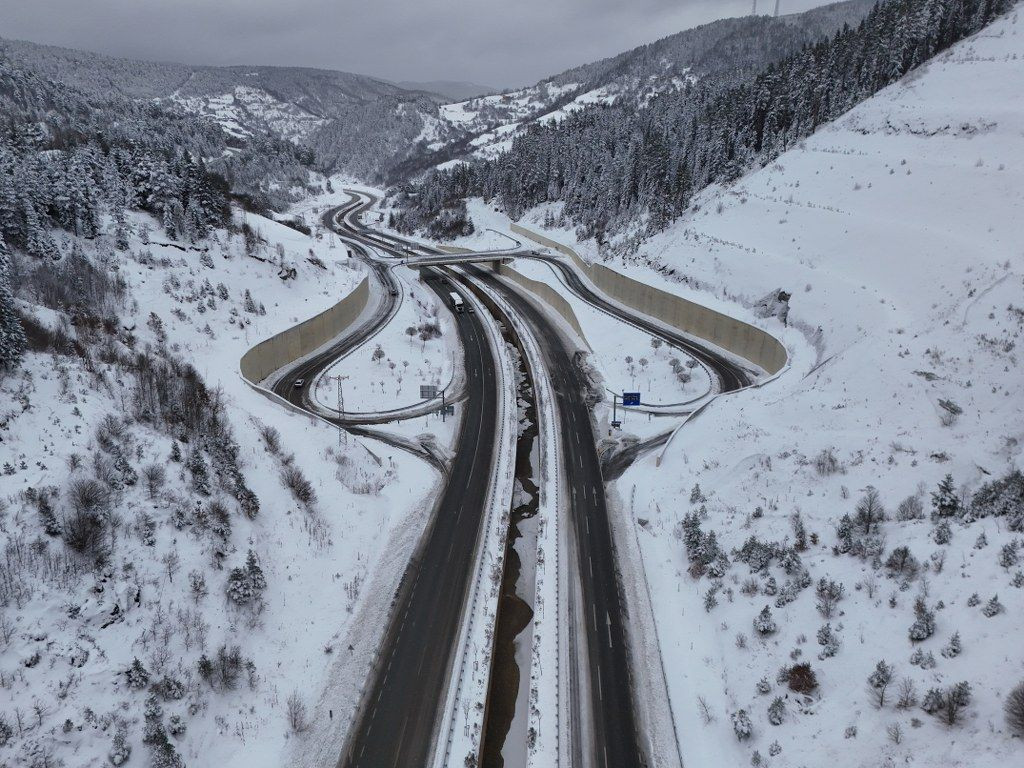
[392,0,1015,243]
[0,54,317,371]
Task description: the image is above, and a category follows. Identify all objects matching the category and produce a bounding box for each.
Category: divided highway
[340,197,650,766]
[468,265,644,768]
[270,190,760,767]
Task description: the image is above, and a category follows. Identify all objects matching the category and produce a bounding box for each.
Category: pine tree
[754,605,777,635]
[0,233,27,373]
[931,474,961,519]
[767,696,786,726]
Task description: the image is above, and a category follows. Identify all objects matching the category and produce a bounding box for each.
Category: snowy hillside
[398,0,874,177]
[0,209,442,767]
[0,37,441,179]
[589,8,1024,767]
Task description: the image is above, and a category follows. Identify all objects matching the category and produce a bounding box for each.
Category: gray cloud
[0,0,834,88]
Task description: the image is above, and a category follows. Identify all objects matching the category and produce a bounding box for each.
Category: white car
[293,379,305,389]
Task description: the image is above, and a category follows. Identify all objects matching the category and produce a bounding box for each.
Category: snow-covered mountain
[485,6,1024,765]
[393,0,876,179]
[395,79,496,101]
[0,37,443,179]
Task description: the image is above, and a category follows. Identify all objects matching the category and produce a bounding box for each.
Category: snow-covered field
[311,266,457,415]
[1,208,441,767]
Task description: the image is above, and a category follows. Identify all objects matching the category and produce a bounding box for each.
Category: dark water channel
[481,350,539,768]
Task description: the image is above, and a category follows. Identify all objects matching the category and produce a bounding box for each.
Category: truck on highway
[449,291,464,313]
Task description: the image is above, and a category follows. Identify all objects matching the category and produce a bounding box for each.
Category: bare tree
[286,691,308,733]
[886,722,903,744]
[697,696,715,724]
[142,463,166,499]
[895,677,917,710]
[1005,681,1024,737]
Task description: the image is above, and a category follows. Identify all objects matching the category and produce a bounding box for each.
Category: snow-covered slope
[591,8,1024,767]
[0,209,441,767]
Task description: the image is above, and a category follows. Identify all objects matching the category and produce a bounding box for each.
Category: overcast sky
[1,0,836,89]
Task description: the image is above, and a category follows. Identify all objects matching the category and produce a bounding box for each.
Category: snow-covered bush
[753,605,777,635]
[868,660,895,707]
[768,696,786,726]
[815,578,845,618]
[910,648,936,669]
[999,541,1020,570]
[909,596,936,641]
[971,470,1024,526]
[931,474,961,520]
[108,725,130,766]
[896,495,925,521]
[817,623,840,659]
[932,520,952,545]
[940,631,962,659]
[281,464,317,508]
[885,546,919,579]
[226,550,267,607]
[126,657,150,690]
[981,595,1004,617]
[731,709,753,740]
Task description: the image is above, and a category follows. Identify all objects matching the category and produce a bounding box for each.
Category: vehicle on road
[389,287,399,296]
[449,291,465,313]
[467,304,476,314]
[293,378,305,389]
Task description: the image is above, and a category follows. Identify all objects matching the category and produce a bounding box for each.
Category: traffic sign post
[420,384,438,400]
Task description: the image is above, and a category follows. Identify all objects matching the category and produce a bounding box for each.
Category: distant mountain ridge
[0,1,875,183]
[396,80,496,101]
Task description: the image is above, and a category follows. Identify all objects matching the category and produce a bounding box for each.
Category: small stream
[481,348,539,768]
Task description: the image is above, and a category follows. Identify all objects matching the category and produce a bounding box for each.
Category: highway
[468,264,645,768]
[271,194,504,767]
[340,198,650,766]
[285,191,754,767]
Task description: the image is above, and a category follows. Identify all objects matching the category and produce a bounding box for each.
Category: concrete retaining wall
[496,263,593,352]
[239,277,371,384]
[437,244,474,255]
[510,223,787,374]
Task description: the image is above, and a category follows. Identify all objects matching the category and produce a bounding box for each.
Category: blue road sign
[623,392,641,406]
